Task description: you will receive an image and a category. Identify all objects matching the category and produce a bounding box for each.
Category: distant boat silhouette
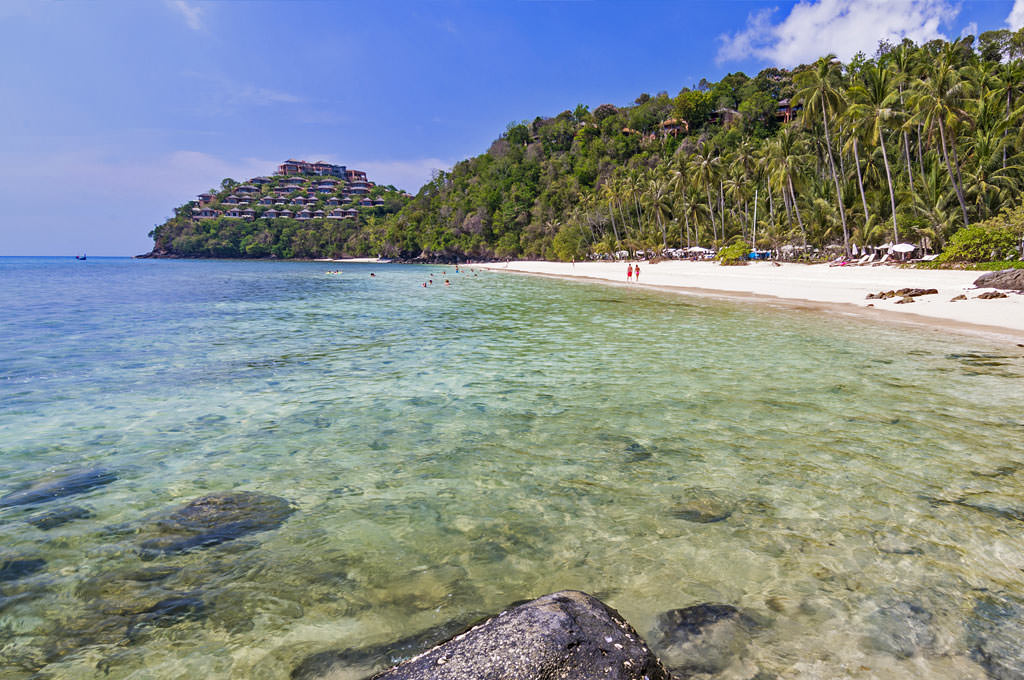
[75,253,87,260]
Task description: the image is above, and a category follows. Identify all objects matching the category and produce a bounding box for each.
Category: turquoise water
[1,257,1023,679]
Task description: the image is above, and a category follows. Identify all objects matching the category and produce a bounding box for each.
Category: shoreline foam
[478,260,1024,345]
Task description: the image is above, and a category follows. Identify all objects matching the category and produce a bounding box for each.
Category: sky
[2,0,1022,255]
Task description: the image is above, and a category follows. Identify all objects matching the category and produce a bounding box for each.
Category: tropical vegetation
[383,30,1024,263]
[150,30,1024,263]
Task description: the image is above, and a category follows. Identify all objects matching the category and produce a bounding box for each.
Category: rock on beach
[368,590,670,680]
[974,269,1024,291]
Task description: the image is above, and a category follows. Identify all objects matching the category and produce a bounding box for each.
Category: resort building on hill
[192,207,220,219]
[345,169,367,183]
[197,193,214,205]
[277,159,346,177]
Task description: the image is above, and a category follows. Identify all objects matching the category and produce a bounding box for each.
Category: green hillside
[146,169,410,259]
[148,30,1024,263]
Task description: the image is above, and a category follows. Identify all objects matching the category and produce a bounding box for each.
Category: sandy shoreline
[477,260,1024,345]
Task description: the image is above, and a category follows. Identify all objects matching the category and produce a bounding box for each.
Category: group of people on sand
[626,263,640,282]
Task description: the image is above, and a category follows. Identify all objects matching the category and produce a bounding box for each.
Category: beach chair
[871,253,891,266]
[855,253,877,266]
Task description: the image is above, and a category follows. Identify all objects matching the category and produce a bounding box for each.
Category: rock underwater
[137,491,295,558]
[366,590,670,680]
[0,468,117,508]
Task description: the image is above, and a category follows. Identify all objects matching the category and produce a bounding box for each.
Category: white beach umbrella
[851,244,859,256]
[891,243,916,253]
[879,242,894,250]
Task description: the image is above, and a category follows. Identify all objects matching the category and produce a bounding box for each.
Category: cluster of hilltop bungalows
[191,160,410,222]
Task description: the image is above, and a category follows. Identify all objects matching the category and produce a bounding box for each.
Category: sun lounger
[871,253,891,266]
[855,253,877,266]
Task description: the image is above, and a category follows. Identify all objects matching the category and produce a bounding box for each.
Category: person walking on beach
[634,263,640,282]
[627,263,633,282]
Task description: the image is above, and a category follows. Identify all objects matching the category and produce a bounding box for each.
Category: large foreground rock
[974,269,1024,291]
[369,590,670,680]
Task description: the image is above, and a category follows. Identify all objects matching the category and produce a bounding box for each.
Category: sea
[1,256,1023,679]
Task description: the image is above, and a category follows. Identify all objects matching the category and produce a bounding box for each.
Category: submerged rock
[137,491,295,558]
[649,603,760,676]
[28,504,94,530]
[126,593,206,641]
[0,558,46,582]
[369,590,669,680]
[292,613,486,680]
[0,468,117,508]
[670,488,735,523]
[967,595,1024,679]
[974,269,1024,291]
[862,600,936,659]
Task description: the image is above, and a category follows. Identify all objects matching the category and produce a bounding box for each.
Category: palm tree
[909,50,972,228]
[692,141,721,245]
[766,126,808,243]
[848,63,903,242]
[795,55,851,253]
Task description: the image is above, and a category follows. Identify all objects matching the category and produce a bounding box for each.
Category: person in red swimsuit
[627,263,633,282]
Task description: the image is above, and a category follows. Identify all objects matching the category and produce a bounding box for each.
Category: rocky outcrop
[977,290,1009,299]
[0,468,117,508]
[137,491,295,558]
[367,591,670,680]
[974,269,1024,291]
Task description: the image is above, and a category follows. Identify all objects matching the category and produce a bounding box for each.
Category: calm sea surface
[1,257,1023,679]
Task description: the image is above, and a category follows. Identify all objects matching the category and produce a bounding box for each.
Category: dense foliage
[936,204,1024,262]
[382,29,1024,262]
[150,29,1024,262]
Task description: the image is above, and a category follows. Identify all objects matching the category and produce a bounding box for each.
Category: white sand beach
[479,260,1024,343]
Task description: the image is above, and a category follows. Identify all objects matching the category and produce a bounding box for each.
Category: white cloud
[961,21,979,38]
[168,0,203,31]
[1009,0,1024,30]
[717,0,959,67]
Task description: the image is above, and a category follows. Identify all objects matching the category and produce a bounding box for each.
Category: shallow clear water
[1,257,1023,679]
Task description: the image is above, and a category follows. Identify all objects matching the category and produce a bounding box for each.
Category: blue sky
[2,0,1021,255]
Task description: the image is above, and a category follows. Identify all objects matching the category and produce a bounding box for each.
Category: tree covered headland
[150,31,1024,262]
[148,175,410,259]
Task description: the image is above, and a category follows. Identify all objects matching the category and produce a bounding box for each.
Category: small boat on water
[75,254,87,260]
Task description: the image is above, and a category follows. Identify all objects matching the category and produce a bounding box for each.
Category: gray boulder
[974,269,1024,291]
[369,590,670,680]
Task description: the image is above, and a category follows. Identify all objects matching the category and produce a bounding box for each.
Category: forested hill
[381,29,1024,262]
[147,29,1024,263]
[145,167,411,259]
